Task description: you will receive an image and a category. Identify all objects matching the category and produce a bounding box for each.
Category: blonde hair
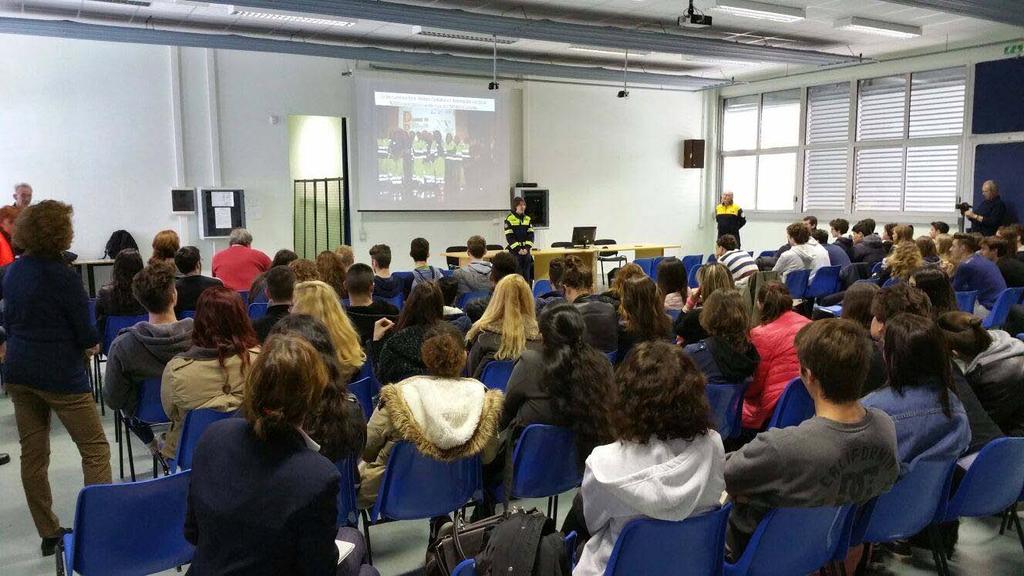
[935,234,956,276]
[334,245,355,270]
[886,241,924,281]
[467,274,539,360]
[696,263,735,305]
[292,280,365,375]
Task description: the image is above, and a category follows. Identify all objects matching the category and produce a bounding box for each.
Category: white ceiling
[0,0,1020,80]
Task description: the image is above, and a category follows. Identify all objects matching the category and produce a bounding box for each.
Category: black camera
[956,202,972,213]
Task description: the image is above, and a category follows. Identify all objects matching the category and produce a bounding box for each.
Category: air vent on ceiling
[417,27,518,45]
[90,0,152,6]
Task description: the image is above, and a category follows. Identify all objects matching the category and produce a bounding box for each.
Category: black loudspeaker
[171,188,196,214]
[683,139,705,169]
[522,189,549,228]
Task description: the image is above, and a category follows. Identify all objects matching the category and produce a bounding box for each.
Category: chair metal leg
[55,536,66,576]
[361,509,373,565]
[1001,509,1010,535]
[552,494,559,521]
[927,525,951,576]
[124,417,137,482]
[1011,504,1024,553]
[116,411,124,480]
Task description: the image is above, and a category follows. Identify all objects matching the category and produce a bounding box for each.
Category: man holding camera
[964,180,1006,236]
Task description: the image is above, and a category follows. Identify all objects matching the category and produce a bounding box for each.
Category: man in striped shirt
[716,234,758,285]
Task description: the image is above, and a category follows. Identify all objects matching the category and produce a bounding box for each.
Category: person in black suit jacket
[174,246,222,316]
[184,334,378,576]
[254,265,295,342]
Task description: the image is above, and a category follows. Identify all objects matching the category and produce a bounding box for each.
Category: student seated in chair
[358,323,503,509]
[410,237,444,287]
[683,289,759,386]
[253,265,295,343]
[452,234,493,297]
[344,263,399,346]
[464,251,519,323]
[724,319,900,560]
[95,248,145,340]
[951,232,1007,314]
[104,261,194,458]
[466,274,542,378]
[534,256,567,315]
[370,281,445,385]
[438,276,471,334]
[292,280,366,385]
[173,245,222,316]
[561,256,618,354]
[369,243,401,300]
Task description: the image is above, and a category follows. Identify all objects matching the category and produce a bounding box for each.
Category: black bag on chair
[103,230,139,259]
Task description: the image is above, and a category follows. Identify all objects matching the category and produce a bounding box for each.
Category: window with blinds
[909,68,966,138]
[807,83,850,144]
[803,83,850,211]
[857,76,906,141]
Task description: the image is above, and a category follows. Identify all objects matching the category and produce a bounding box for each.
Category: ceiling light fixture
[713,0,805,23]
[233,10,357,27]
[834,16,921,39]
[417,27,518,44]
[569,45,651,57]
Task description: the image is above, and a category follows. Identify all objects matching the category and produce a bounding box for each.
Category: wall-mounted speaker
[683,139,705,169]
[522,188,549,228]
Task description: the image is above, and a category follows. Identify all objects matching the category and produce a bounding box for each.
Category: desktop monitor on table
[571,226,597,248]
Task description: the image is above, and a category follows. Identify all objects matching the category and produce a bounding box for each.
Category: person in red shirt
[0,205,21,266]
[211,228,271,292]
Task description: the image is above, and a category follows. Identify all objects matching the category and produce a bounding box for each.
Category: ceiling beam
[206,0,862,66]
[0,16,730,89]
[882,0,1024,28]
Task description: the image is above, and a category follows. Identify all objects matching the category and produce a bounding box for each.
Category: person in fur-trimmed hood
[358,323,504,509]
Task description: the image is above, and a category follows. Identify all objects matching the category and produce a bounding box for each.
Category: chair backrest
[594,238,618,257]
[687,263,702,289]
[452,559,477,576]
[767,377,814,429]
[178,310,196,320]
[533,279,553,299]
[87,298,97,327]
[67,471,194,576]
[880,276,901,288]
[804,266,841,298]
[982,287,1024,329]
[371,441,481,521]
[247,302,269,321]
[955,290,978,313]
[870,261,883,275]
[135,378,170,424]
[852,459,956,546]
[456,290,490,309]
[103,314,148,354]
[783,269,810,300]
[480,360,515,392]
[173,409,237,472]
[943,437,1024,520]
[605,504,731,576]
[511,424,582,499]
[551,241,574,248]
[682,254,704,274]
[349,377,377,420]
[486,244,504,251]
[634,257,658,279]
[727,505,852,576]
[391,271,415,299]
[383,293,405,310]
[758,250,775,259]
[813,304,842,318]
[706,380,750,439]
[335,458,359,527]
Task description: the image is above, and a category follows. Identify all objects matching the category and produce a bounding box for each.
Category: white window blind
[905,145,959,212]
[854,147,904,212]
[909,67,966,138]
[722,95,758,151]
[807,83,850,144]
[857,76,906,141]
[803,148,847,211]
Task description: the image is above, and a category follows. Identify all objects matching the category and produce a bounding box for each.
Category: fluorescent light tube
[569,45,651,56]
[233,10,357,27]
[834,17,921,39]
[713,0,805,23]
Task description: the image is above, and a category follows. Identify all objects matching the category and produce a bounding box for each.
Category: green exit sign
[1006,42,1024,55]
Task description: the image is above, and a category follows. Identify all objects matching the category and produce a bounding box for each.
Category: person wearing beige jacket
[159,286,260,461]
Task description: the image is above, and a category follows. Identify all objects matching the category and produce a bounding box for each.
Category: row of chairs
[815,286,1024,331]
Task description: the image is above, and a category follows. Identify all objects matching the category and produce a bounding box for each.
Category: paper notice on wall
[211,191,235,207]
[214,207,233,230]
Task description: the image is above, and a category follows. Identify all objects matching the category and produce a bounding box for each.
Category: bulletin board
[200,189,246,239]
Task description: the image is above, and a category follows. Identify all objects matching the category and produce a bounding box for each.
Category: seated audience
[916,236,941,267]
[410,237,444,286]
[150,229,180,266]
[370,281,444,385]
[535,256,566,313]
[247,249,298,304]
[863,284,931,396]
[292,280,365,383]
[812,229,850,268]
[602,262,646,307]
[879,240,924,284]
[616,276,673,360]
[997,225,1024,263]
[910,268,957,318]
[771,215,818,260]
[935,233,956,276]
[981,235,1024,287]
[344,263,400,345]
[830,218,854,260]
[674,263,734,346]
[253,266,295,342]
[465,251,518,323]
[95,248,146,339]
[104,262,194,457]
[174,246,222,315]
[744,282,811,429]
[725,319,899,558]
[684,289,759,385]
[951,232,1007,312]
[453,234,493,296]
[0,205,20,266]
[160,286,259,460]
[882,222,897,255]
[863,314,970,474]
[772,222,829,281]
[369,244,401,300]
[437,276,472,334]
[930,221,950,239]
[560,256,618,354]
[939,311,1024,437]
[893,224,915,244]
[211,228,271,291]
[715,234,758,285]
[573,341,725,576]
[851,218,886,266]
[289,258,320,283]
[656,257,687,311]
[316,250,348,299]
[335,244,356,271]
[359,324,503,508]
[840,282,884,387]
[185,334,377,576]
[466,274,542,378]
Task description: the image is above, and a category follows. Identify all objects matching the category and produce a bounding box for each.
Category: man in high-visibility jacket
[505,197,534,281]
[715,191,747,248]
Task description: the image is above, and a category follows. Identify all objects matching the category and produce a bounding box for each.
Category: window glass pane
[803,148,847,211]
[905,145,959,212]
[722,155,756,209]
[756,152,796,211]
[722,95,758,151]
[910,67,966,138]
[854,147,904,212]
[807,83,850,144]
[760,89,801,148]
[857,76,906,141]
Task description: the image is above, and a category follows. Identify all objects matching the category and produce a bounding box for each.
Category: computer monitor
[571,226,597,247]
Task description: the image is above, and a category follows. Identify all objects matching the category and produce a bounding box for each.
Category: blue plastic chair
[813,304,842,317]
[605,504,731,576]
[783,269,810,301]
[767,377,814,429]
[58,471,194,576]
[456,290,490,309]
[178,310,195,320]
[1018,333,1024,342]
[247,302,269,321]
[870,261,883,276]
[634,257,658,278]
[510,425,582,518]
[682,254,704,274]
[236,290,249,304]
[335,458,359,528]
[392,271,415,298]
[667,308,682,322]
[102,314,149,355]
[758,250,775,259]
[955,291,978,313]
[707,254,717,264]
[533,279,554,299]
[118,377,171,482]
[452,559,476,576]
[940,437,1024,523]
[724,505,853,576]
[687,263,702,289]
[982,287,1024,329]
[441,269,453,278]
[605,351,617,365]
[706,380,750,439]
[350,377,377,420]
[170,408,237,473]
[383,293,405,310]
[804,266,841,299]
[881,276,901,288]
[480,360,515,392]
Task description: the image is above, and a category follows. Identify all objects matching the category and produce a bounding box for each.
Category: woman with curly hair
[466,274,542,378]
[684,289,759,385]
[4,200,111,555]
[315,250,348,300]
[150,229,180,265]
[571,341,724,576]
[880,240,924,284]
[95,248,146,341]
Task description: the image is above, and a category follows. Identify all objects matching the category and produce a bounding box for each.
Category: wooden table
[72,259,114,297]
[442,243,680,281]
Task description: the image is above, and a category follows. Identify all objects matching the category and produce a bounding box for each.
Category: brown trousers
[7,384,112,538]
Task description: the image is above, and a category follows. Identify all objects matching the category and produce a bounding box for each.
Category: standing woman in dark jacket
[4,201,111,556]
[370,281,444,385]
[94,248,145,341]
[683,289,759,384]
[616,276,673,361]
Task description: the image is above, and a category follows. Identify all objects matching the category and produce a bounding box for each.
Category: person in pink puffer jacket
[743,282,811,429]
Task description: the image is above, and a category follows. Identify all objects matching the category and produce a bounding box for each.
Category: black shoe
[41,528,69,557]
[0,453,9,465]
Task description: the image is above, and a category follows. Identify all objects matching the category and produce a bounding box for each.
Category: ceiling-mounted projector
[678,0,713,28]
